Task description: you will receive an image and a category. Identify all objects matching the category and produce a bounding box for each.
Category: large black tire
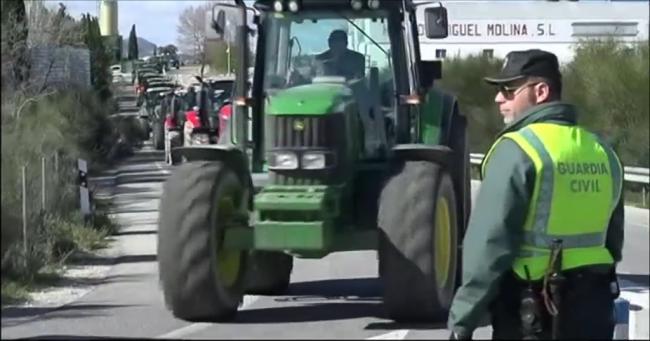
[158,161,249,322]
[378,161,459,322]
[245,251,293,295]
[449,114,471,235]
[449,114,471,288]
[153,120,165,150]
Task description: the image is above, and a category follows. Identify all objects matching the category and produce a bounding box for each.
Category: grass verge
[1,210,118,307]
[1,81,143,307]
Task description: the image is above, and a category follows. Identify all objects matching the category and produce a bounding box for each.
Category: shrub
[436,39,649,168]
[0,88,134,278]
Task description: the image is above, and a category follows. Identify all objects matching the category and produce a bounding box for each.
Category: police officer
[448,49,625,340]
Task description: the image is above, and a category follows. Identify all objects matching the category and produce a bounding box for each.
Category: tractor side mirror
[424,5,449,39]
[419,60,442,89]
[210,9,227,41]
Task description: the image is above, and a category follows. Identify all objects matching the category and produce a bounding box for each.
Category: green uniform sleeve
[606,186,625,263]
[448,139,534,336]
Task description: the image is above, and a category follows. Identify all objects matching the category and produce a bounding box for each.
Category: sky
[53,0,212,47]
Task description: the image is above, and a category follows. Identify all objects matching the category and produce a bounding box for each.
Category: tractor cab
[210,0,450,168]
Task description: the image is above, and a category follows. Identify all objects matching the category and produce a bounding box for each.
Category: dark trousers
[490,269,616,340]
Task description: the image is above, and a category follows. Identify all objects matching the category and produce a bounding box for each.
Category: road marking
[366,329,410,340]
[154,161,172,175]
[156,322,212,339]
[154,295,261,339]
[621,288,650,309]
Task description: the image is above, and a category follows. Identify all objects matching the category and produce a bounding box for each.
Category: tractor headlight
[268,152,298,170]
[273,0,284,12]
[368,0,380,9]
[288,0,300,12]
[350,0,363,10]
[301,152,326,170]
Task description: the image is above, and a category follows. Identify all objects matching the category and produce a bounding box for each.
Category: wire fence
[12,152,91,257]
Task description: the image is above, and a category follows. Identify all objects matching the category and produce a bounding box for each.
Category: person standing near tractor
[447,49,625,340]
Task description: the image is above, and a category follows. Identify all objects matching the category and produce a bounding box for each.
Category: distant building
[348,0,648,66]
[414,0,649,63]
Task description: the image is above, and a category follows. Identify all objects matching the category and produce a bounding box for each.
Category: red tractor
[166,76,235,164]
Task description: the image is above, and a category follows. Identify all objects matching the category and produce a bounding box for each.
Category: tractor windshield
[263,10,392,92]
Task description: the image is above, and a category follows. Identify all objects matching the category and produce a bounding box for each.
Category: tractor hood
[265,83,352,116]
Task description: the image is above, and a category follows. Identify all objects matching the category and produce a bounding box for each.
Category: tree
[1,0,29,88]
[159,44,178,57]
[81,13,111,101]
[128,24,138,60]
[2,0,87,100]
[176,4,209,62]
[26,1,83,48]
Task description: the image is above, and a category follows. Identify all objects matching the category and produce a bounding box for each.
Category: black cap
[484,49,561,85]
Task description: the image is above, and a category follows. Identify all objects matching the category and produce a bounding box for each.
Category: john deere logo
[293,120,305,131]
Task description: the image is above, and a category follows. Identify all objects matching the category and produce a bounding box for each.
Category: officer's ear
[533,81,552,104]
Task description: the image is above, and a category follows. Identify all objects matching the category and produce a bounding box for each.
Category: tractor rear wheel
[158,161,249,322]
[153,120,165,150]
[378,161,459,322]
[245,251,293,295]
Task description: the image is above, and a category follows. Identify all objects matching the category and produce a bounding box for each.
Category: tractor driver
[315,30,365,80]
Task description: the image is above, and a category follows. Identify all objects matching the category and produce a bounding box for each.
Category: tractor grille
[266,114,343,149]
[266,114,346,185]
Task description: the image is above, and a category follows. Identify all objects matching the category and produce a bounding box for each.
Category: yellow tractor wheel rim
[434,197,451,288]
[215,196,241,287]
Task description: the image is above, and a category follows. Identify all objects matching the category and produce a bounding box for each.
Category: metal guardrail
[469,153,649,185]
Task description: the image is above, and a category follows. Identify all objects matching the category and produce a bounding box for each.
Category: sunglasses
[498,82,540,99]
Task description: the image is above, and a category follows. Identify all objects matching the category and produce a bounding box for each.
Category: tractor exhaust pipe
[234,23,249,150]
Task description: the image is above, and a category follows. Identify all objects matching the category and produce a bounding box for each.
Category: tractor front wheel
[378,161,459,322]
[153,118,165,150]
[158,161,249,322]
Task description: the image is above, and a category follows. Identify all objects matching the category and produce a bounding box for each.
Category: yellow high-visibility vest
[482,123,623,280]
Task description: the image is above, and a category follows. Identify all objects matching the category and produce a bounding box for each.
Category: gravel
[12,264,113,309]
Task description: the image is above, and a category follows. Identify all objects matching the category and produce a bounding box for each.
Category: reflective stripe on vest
[482,123,623,280]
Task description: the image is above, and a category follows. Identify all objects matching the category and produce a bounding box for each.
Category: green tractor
[158,0,471,323]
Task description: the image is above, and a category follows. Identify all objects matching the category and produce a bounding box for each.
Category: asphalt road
[1,78,648,340]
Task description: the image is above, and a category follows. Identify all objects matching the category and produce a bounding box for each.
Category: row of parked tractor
[133,64,237,164]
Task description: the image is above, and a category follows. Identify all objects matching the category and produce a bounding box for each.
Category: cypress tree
[128,24,139,60]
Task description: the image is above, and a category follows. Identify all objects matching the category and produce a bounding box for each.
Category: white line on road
[156,322,213,339]
[154,295,261,339]
[154,161,172,175]
[366,329,410,340]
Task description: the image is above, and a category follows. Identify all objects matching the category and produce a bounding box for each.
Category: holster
[519,265,545,340]
[520,285,544,340]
